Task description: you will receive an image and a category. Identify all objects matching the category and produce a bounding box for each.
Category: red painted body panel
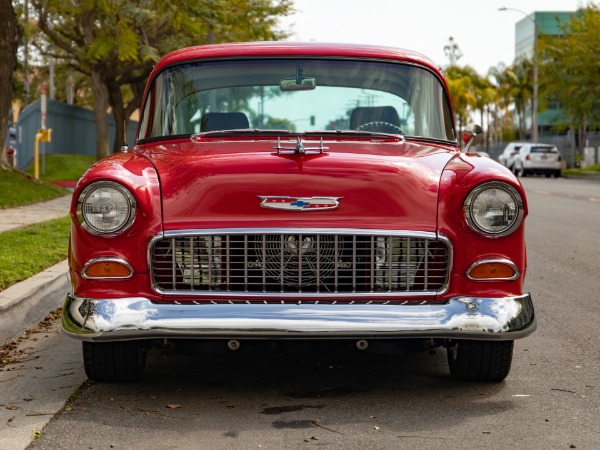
[69,140,528,302]
[69,152,162,299]
[69,42,528,304]
[437,153,528,298]
[138,138,453,232]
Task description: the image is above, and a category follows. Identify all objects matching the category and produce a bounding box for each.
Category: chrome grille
[150,231,450,296]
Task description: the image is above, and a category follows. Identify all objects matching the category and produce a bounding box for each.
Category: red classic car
[63,42,536,382]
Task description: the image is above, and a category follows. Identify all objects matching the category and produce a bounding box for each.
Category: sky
[280,0,587,75]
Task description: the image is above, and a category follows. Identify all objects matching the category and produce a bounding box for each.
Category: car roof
[150,41,444,83]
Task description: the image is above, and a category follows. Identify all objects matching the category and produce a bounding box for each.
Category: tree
[0,0,23,169]
[470,72,495,150]
[488,63,518,144]
[443,38,478,136]
[539,4,600,148]
[507,57,533,140]
[443,36,463,67]
[30,0,293,158]
[445,65,477,133]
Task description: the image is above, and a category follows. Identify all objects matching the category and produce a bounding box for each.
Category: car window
[138,58,455,142]
[530,146,558,154]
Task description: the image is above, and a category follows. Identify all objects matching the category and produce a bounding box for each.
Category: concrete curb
[0,260,68,344]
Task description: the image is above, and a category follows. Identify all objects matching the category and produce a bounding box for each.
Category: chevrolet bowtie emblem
[259,196,342,211]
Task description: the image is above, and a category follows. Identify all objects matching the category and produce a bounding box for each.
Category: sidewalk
[0,194,72,233]
[0,194,72,343]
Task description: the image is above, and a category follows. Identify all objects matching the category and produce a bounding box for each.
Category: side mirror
[461,123,483,152]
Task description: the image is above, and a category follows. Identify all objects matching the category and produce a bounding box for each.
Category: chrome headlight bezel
[464,182,524,238]
[77,181,136,236]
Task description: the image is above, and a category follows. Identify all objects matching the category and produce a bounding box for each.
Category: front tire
[447,340,513,382]
[83,341,147,382]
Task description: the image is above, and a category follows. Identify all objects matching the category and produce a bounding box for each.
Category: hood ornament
[259,196,342,211]
[273,136,328,155]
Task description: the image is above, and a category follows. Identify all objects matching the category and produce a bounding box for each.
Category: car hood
[138,139,457,232]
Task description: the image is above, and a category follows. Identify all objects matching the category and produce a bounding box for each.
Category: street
[3,176,600,450]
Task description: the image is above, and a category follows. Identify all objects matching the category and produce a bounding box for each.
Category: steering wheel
[356,121,404,135]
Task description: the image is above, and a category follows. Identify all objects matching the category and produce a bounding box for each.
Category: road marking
[533,190,550,195]
[590,198,600,203]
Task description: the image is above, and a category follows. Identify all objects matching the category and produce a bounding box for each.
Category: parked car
[62,42,536,383]
[498,142,527,171]
[513,143,562,177]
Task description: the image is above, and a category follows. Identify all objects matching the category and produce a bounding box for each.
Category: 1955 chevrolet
[62,42,536,382]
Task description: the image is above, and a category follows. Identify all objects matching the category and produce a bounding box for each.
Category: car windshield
[137,58,455,142]
[530,146,558,154]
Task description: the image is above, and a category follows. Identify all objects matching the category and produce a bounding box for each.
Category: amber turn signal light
[83,260,132,279]
[467,261,517,280]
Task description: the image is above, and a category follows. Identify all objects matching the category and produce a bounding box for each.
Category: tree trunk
[107,78,126,153]
[0,0,23,169]
[107,79,145,152]
[90,71,110,160]
[480,107,488,151]
[79,7,109,160]
[518,101,525,140]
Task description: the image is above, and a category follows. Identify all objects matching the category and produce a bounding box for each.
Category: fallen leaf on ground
[165,403,181,409]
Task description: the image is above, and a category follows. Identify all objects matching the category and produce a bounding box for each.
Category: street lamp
[499,6,539,143]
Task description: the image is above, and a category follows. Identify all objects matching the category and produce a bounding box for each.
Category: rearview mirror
[280,77,316,91]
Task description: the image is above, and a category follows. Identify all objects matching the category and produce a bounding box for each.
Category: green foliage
[264,117,297,132]
[28,0,295,153]
[0,168,66,209]
[539,4,600,129]
[562,163,600,177]
[445,65,478,127]
[0,216,70,291]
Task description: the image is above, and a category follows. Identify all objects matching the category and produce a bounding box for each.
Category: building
[513,11,573,139]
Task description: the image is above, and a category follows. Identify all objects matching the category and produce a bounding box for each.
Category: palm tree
[471,73,496,150]
[445,66,477,135]
[489,63,517,144]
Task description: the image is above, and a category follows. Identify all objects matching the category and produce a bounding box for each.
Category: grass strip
[0,169,67,209]
[0,216,71,291]
[563,163,600,177]
[25,154,96,182]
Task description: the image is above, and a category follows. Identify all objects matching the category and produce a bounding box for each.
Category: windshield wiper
[401,135,456,145]
[192,129,293,139]
[303,130,404,140]
[191,128,407,143]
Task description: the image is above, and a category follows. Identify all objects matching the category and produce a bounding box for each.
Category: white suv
[513,144,562,178]
[498,142,527,171]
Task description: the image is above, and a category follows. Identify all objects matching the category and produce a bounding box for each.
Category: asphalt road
[4,176,600,450]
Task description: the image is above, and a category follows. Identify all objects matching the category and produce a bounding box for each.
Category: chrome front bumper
[62,293,535,342]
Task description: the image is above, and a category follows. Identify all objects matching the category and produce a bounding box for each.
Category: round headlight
[77,181,136,235]
[464,182,524,237]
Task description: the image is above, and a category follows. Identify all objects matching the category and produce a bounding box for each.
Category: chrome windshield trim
[62,293,535,342]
